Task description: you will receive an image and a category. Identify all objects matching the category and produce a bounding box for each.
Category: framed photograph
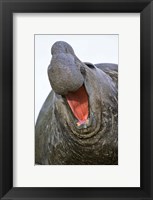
[0,0,153,199]
[35,34,119,166]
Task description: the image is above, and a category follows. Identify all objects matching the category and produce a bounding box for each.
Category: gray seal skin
[35,41,118,165]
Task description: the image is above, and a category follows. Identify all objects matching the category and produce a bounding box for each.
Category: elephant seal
[35,41,118,165]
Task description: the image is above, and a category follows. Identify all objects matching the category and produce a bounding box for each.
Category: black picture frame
[0,0,153,199]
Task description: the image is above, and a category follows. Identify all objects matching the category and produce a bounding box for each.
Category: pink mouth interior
[66,85,89,125]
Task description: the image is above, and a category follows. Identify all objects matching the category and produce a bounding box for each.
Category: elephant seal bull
[35,41,118,165]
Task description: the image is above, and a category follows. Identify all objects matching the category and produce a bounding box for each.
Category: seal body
[35,41,118,165]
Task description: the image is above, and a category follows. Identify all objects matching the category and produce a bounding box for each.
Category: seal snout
[51,41,75,55]
[48,41,84,95]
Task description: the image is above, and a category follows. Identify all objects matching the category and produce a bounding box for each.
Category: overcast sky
[35,35,118,122]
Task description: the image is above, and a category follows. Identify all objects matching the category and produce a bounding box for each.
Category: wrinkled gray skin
[35,41,118,165]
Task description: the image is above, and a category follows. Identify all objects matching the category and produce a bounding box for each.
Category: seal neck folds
[66,85,89,126]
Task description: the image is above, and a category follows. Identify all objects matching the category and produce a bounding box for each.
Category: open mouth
[65,85,89,126]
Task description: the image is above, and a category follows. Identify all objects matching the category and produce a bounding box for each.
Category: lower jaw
[60,94,102,140]
[69,116,101,140]
[68,108,98,136]
[62,84,101,138]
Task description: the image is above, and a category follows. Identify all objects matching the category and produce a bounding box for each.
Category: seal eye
[84,62,95,69]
